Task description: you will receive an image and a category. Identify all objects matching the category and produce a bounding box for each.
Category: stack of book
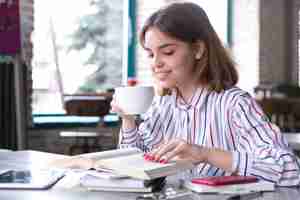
[49,147,194,192]
[50,147,194,180]
[79,171,166,192]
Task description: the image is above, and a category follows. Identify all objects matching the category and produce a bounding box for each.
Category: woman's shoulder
[219,87,253,106]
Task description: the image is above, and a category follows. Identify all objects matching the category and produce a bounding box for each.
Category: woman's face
[144,27,199,89]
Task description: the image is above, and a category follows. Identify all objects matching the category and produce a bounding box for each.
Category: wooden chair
[61,92,114,155]
[256,98,300,132]
[60,131,102,155]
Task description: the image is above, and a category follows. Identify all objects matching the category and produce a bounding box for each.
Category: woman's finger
[151,140,166,154]
[152,140,179,161]
[110,101,127,116]
[163,142,188,161]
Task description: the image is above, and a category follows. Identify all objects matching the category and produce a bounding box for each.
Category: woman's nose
[151,57,163,69]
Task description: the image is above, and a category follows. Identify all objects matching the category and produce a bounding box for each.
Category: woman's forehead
[144,27,182,49]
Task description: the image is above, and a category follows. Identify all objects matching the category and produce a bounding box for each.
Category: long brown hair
[140,2,238,93]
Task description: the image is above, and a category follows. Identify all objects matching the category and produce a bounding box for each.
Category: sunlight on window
[189,0,228,43]
[32,0,123,114]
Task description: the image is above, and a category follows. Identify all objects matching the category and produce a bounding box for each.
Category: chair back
[256,98,300,132]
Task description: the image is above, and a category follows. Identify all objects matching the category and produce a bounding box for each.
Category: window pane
[189,0,228,43]
[32,0,123,114]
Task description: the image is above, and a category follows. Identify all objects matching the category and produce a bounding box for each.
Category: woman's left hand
[149,139,208,165]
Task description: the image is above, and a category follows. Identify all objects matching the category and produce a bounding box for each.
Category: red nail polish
[159,159,167,164]
[148,155,155,161]
[144,154,150,160]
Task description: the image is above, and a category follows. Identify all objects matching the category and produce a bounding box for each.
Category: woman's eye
[147,53,154,58]
[164,51,174,56]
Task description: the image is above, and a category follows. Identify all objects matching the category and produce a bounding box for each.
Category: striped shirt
[119,86,300,186]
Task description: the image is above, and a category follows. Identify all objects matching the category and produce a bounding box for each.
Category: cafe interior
[1,0,300,165]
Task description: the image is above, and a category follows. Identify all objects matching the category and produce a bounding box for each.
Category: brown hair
[140,2,238,93]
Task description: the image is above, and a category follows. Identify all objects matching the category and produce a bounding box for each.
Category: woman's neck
[176,82,201,104]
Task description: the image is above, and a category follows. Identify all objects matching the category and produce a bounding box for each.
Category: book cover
[184,178,274,194]
[191,175,258,186]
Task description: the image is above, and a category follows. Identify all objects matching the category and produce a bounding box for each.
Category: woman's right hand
[110,95,136,124]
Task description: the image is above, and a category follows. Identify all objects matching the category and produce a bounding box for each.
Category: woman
[111,2,300,186]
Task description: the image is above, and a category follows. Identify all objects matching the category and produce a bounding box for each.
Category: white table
[0,150,300,200]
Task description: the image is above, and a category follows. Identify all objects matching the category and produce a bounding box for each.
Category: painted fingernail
[144,154,150,160]
[148,155,155,161]
[159,159,167,164]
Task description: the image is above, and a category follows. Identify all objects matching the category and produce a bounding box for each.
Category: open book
[49,148,194,180]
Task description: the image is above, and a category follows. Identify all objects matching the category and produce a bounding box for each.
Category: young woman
[111,2,300,186]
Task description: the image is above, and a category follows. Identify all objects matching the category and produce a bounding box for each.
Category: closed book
[80,174,165,193]
[191,175,258,186]
[184,178,274,194]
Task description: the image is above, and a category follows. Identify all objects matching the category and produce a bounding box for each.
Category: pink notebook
[191,176,258,186]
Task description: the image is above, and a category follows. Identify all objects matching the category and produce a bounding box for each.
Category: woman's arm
[230,96,300,186]
[117,96,165,152]
[150,95,300,186]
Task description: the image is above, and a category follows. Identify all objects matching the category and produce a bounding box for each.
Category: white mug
[114,86,155,115]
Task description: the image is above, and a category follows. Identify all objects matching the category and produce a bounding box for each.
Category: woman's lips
[156,72,170,80]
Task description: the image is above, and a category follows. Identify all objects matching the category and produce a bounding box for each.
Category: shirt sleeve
[119,96,165,152]
[230,95,300,186]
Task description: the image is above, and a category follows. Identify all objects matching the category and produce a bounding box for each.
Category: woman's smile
[155,71,171,80]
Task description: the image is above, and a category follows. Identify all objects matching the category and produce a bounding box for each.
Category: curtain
[0,62,18,150]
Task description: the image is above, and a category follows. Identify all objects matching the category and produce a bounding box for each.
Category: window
[189,0,228,44]
[32,0,124,114]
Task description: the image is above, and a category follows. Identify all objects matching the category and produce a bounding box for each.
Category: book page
[93,151,195,180]
[76,148,141,160]
[95,153,174,171]
[47,148,142,170]
[48,157,95,170]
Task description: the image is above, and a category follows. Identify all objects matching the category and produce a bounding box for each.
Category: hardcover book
[184,176,274,194]
[80,173,165,193]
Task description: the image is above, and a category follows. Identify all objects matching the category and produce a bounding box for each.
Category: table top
[0,150,299,200]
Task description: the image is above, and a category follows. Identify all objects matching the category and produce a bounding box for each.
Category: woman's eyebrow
[158,43,177,49]
[144,43,177,51]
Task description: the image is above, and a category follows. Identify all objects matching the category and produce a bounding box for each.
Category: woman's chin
[159,81,173,89]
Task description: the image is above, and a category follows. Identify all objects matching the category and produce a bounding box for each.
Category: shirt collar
[171,87,210,111]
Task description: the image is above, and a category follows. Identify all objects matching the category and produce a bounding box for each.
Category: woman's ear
[194,41,206,60]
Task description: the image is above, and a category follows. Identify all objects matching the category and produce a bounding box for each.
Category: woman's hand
[149,138,234,172]
[149,139,209,165]
[110,95,135,120]
[110,95,136,129]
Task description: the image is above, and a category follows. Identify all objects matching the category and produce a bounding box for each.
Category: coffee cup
[114,86,155,115]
